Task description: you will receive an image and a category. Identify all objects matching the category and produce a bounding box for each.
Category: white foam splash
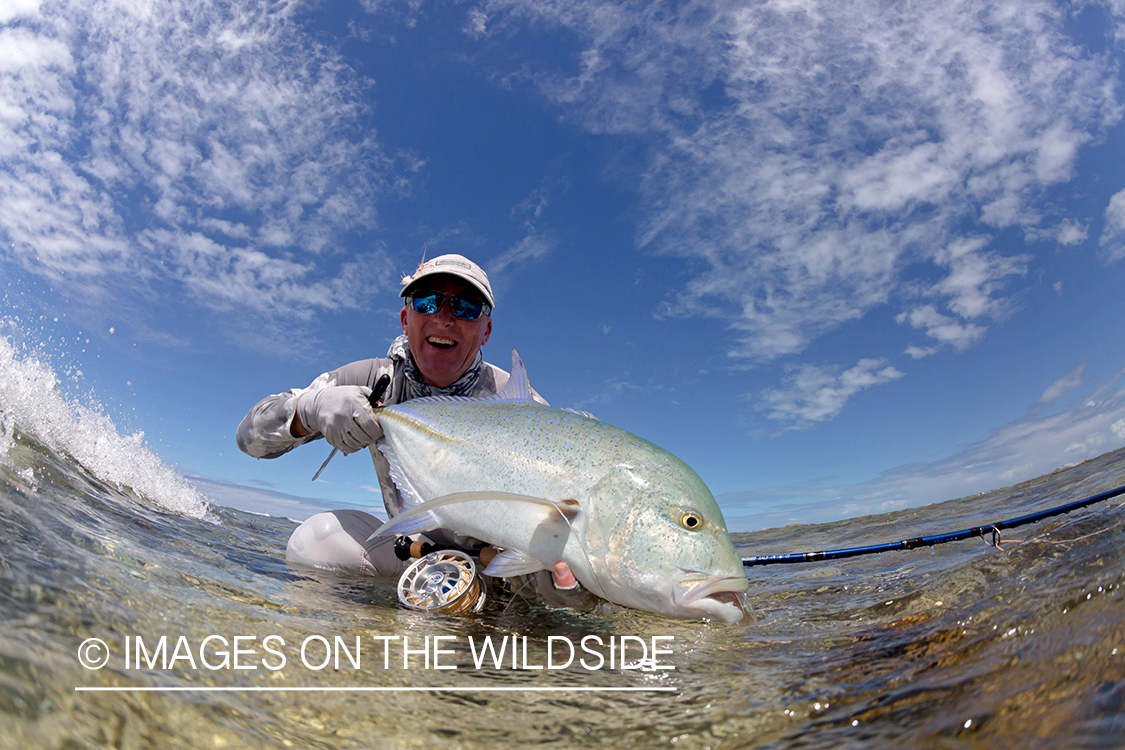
[0,329,213,521]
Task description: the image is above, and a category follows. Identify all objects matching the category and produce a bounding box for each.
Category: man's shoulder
[476,360,509,395]
[327,357,397,387]
[480,360,509,377]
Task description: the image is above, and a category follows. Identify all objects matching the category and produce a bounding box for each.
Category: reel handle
[393,536,439,561]
[393,536,501,568]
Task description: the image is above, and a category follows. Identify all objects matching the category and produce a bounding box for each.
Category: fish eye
[679,511,704,531]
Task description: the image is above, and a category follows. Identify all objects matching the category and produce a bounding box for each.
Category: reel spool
[397,549,486,614]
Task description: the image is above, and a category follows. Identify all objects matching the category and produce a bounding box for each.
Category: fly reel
[396,549,486,614]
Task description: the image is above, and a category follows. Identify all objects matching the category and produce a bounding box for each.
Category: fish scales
[380,400,643,501]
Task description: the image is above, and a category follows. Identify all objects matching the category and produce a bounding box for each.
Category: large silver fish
[371,351,750,623]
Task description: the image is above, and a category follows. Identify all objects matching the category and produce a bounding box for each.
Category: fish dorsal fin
[492,349,532,402]
[368,491,579,540]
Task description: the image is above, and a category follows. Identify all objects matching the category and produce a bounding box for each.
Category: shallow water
[1,335,1123,749]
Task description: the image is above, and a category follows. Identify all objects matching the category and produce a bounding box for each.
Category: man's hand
[295,385,383,454]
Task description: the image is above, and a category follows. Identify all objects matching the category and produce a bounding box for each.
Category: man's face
[401,275,492,388]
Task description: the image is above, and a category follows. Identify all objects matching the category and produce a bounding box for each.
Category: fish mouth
[675,571,751,624]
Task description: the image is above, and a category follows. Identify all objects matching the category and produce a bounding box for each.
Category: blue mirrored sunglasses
[408,291,491,321]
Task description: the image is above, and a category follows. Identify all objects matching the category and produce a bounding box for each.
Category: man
[238,254,507,461]
[236,254,581,597]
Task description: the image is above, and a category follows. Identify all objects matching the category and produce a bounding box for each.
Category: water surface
[1,334,1121,749]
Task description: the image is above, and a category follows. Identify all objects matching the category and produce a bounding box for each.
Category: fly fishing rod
[741,483,1125,567]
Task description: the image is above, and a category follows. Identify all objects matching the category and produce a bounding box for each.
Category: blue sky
[2,0,1125,530]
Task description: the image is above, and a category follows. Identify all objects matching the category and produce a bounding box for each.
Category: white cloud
[1111,1,1125,45]
[1038,364,1085,404]
[489,232,558,279]
[144,229,389,319]
[1054,219,1089,246]
[757,357,904,429]
[465,8,490,37]
[0,0,406,342]
[932,237,1027,320]
[1024,218,1090,246]
[487,184,561,285]
[1100,187,1125,262]
[897,305,987,351]
[887,233,1026,356]
[0,0,41,23]
[905,345,937,360]
[480,0,1121,363]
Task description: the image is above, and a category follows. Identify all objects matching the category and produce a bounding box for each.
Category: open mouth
[427,337,457,349]
[677,572,752,623]
[709,590,748,607]
[704,590,753,621]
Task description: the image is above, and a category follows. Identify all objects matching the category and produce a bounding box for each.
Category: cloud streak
[757,358,905,429]
[478,0,1122,367]
[1101,187,1125,262]
[0,0,407,342]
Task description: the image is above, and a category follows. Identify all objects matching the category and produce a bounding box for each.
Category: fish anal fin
[376,441,426,509]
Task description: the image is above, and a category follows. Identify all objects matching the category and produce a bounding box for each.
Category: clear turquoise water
[1,335,1122,749]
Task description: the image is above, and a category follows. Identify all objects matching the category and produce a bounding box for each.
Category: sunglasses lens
[449,297,484,320]
[411,293,443,315]
[410,292,489,320]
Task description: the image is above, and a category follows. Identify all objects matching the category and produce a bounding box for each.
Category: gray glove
[295,386,383,454]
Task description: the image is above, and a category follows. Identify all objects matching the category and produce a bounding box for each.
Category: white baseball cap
[400,254,495,308]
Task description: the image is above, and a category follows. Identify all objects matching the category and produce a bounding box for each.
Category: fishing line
[741,483,1125,567]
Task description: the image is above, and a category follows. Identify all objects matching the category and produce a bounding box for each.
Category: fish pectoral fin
[481,548,548,577]
[367,508,441,539]
[367,492,580,542]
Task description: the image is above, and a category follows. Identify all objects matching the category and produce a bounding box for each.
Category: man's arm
[290,410,312,437]
[236,359,394,458]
